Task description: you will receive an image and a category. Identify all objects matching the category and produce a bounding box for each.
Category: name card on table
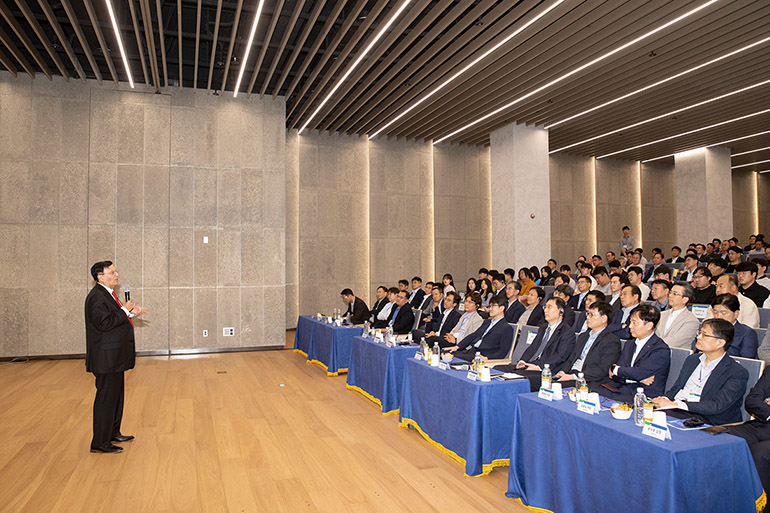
[526,331,538,345]
[439,362,449,371]
[538,388,554,401]
[577,400,598,415]
[414,352,423,360]
[691,304,709,320]
[467,371,478,381]
[642,422,671,441]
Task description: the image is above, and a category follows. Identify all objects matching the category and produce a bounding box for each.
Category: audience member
[464,277,478,296]
[681,253,699,281]
[608,273,628,312]
[369,286,389,323]
[518,268,537,303]
[386,290,415,335]
[340,288,369,324]
[504,281,526,324]
[708,257,728,283]
[408,276,426,308]
[441,292,484,349]
[609,284,642,339]
[524,287,546,327]
[620,226,635,256]
[418,281,435,316]
[447,296,513,361]
[592,266,611,295]
[650,279,671,312]
[552,284,577,327]
[373,287,399,328]
[423,286,445,332]
[479,278,494,308]
[418,291,461,347]
[643,251,665,283]
[667,246,684,263]
[751,258,770,290]
[714,275,760,328]
[706,294,758,358]
[575,291,606,334]
[691,267,717,305]
[627,266,650,302]
[478,268,489,281]
[725,246,743,273]
[441,273,456,295]
[736,262,770,308]
[569,276,592,311]
[397,279,409,292]
[655,282,699,349]
[492,274,508,299]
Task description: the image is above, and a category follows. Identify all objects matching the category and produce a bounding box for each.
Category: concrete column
[674,146,733,245]
[489,123,550,270]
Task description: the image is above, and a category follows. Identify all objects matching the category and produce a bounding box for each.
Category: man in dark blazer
[526,287,546,327]
[652,318,748,426]
[418,291,461,347]
[554,301,621,389]
[504,281,526,324]
[448,296,513,361]
[568,276,592,311]
[369,286,389,323]
[386,290,415,335]
[727,367,770,492]
[696,294,758,358]
[340,288,369,324]
[408,276,427,308]
[85,261,147,453]
[495,297,577,391]
[604,305,670,401]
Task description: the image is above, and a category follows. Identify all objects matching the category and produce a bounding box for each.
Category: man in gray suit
[655,282,699,349]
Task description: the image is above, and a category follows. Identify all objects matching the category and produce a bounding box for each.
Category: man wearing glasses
[447,296,513,361]
[652,318,748,426]
[655,282,699,350]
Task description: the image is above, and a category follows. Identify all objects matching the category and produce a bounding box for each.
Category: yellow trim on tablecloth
[510,498,555,513]
[293,349,308,357]
[307,358,347,376]
[345,384,400,416]
[398,417,508,477]
[756,490,766,512]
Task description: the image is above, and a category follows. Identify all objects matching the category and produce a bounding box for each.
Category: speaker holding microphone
[123,284,130,303]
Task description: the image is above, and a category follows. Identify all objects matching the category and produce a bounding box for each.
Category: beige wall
[0,75,285,358]
[548,154,595,267]
[641,161,676,255]
[732,169,758,244]
[596,158,641,257]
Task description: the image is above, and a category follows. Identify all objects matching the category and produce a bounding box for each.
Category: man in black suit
[667,246,685,263]
[418,291,461,347]
[369,285,389,323]
[492,274,508,301]
[609,284,642,339]
[568,276,592,311]
[448,296,513,361]
[604,304,670,401]
[504,281,526,323]
[386,290,415,335]
[652,318,748,426]
[408,276,427,308]
[340,288,369,324]
[495,297,577,391]
[85,261,148,453]
[554,301,621,389]
[727,368,770,492]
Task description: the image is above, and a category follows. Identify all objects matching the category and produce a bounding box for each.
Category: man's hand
[447,346,458,353]
[640,375,655,386]
[123,299,135,311]
[515,361,527,370]
[555,372,575,381]
[444,333,456,343]
[426,331,436,337]
[130,304,149,316]
[651,397,676,408]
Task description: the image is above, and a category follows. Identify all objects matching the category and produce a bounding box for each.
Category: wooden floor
[0,333,529,513]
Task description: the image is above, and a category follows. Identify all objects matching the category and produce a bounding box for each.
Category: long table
[398,357,530,477]
[507,393,766,513]
[293,315,363,376]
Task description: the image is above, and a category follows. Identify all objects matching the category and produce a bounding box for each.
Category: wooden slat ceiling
[0,0,768,168]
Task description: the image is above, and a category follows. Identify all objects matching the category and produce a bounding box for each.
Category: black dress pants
[727,422,770,493]
[91,371,124,448]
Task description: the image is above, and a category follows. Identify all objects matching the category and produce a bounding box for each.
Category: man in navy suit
[604,304,670,401]
[727,367,770,492]
[652,318,748,425]
[554,301,621,389]
[608,284,642,339]
[85,261,148,453]
[386,290,415,335]
[568,276,592,311]
[417,291,461,346]
[702,294,758,358]
[448,296,513,361]
[495,297,577,391]
[504,281,526,323]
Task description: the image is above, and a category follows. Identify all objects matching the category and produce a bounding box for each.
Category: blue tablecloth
[399,358,530,477]
[292,316,362,376]
[507,393,766,513]
[345,336,416,415]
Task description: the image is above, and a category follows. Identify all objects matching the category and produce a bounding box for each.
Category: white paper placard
[538,388,554,401]
[691,304,709,320]
[526,331,538,345]
[577,400,597,415]
[414,352,422,360]
[642,422,671,441]
[438,362,449,371]
[467,371,478,381]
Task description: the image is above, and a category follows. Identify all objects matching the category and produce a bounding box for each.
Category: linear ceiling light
[299,0,413,134]
[367,0,566,140]
[642,130,770,162]
[105,0,134,88]
[432,0,720,145]
[546,35,770,129]
[233,0,266,97]
[732,159,770,169]
[596,108,770,159]
[732,146,770,157]
[550,79,770,153]
[760,170,770,174]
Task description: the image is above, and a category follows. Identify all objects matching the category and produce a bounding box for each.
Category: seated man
[652,318,748,426]
[607,273,628,312]
[605,304,670,401]
[667,246,684,263]
[494,297,577,392]
[653,265,672,284]
[752,257,770,290]
[441,292,484,349]
[340,288,369,324]
[447,296,513,361]
[609,284,642,339]
[691,266,716,305]
[417,291,461,347]
[504,281,526,323]
[592,267,611,296]
[736,262,770,308]
[655,282,699,350]
[708,257,728,284]
[369,285,389,323]
[680,253,700,282]
[372,287,399,328]
[554,301,621,389]
[423,285,445,332]
[650,279,670,312]
[408,276,427,308]
[575,291,606,334]
[714,274,760,328]
[705,294,758,358]
[627,266,650,302]
[726,367,770,493]
[643,251,666,283]
[418,281,435,316]
[524,287,546,327]
[725,246,744,273]
[551,284,576,327]
[568,276,592,311]
[397,279,409,293]
[492,274,508,301]
[385,290,415,335]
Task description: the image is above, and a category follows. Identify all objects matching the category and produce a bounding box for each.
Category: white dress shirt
[673,353,726,410]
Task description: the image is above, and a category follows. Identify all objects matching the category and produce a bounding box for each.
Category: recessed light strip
[732,159,770,169]
[105,0,134,88]
[596,108,770,159]
[432,0,720,145]
[759,170,770,174]
[642,130,770,162]
[550,79,770,154]
[367,0,566,140]
[233,0,266,98]
[299,0,413,134]
[546,35,770,129]
[732,146,770,157]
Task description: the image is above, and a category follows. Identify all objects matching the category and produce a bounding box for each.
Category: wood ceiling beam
[206,0,222,91]
[139,0,161,91]
[0,28,35,78]
[0,2,52,79]
[82,0,119,84]
[246,0,284,96]
[259,0,307,97]
[194,0,201,88]
[11,0,66,80]
[59,0,102,83]
[155,0,168,87]
[220,0,243,93]
[37,0,86,82]
[178,0,183,88]
[272,0,327,99]
[127,0,150,86]
[0,47,18,76]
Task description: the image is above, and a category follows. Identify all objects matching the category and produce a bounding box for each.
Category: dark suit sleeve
[665,356,698,400]
[519,330,545,363]
[616,344,671,382]
[458,322,485,350]
[582,334,621,384]
[559,334,585,374]
[439,310,461,337]
[485,323,514,359]
[394,308,415,334]
[86,292,131,333]
[542,330,577,369]
[726,325,759,359]
[685,363,747,419]
[745,368,770,422]
[351,298,369,324]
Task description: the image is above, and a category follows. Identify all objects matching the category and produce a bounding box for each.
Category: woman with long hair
[442,273,456,295]
[479,278,493,307]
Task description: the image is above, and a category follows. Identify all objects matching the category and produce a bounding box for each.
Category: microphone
[124,284,131,302]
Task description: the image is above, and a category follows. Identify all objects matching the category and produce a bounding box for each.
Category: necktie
[533,325,553,360]
[389,307,401,326]
[111,291,134,328]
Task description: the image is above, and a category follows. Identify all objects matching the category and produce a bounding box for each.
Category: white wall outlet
[202,330,208,337]
[203,236,209,244]
[223,327,235,337]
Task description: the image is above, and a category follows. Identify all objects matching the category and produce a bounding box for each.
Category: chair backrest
[411,309,422,331]
[759,308,770,329]
[731,356,766,422]
[755,327,768,345]
[504,324,520,359]
[543,286,555,301]
[572,311,586,332]
[667,347,692,390]
[511,325,539,364]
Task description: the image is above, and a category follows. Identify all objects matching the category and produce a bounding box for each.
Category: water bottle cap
[578,372,584,378]
[543,364,549,368]
[637,387,644,392]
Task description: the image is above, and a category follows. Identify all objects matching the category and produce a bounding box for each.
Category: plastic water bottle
[474,352,483,373]
[634,387,646,426]
[541,364,552,390]
[422,337,429,358]
[363,321,370,337]
[433,342,440,358]
[576,372,588,401]
[419,337,426,355]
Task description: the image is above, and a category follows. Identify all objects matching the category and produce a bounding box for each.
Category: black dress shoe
[90,444,123,453]
[112,434,135,443]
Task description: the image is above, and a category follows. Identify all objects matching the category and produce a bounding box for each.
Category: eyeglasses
[670,291,684,297]
[696,330,721,340]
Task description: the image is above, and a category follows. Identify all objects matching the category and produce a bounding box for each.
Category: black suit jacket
[505,300,526,323]
[667,256,685,263]
[731,368,770,437]
[435,308,461,338]
[665,353,748,425]
[369,297,388,322]
[346,297,369,324]
[608,307,634,340]
[457,319,514,359]
[526,303,545,327]
[568,293,587,312]
[387,304,415,335]
[560,329,621,387]
[519,321,576,370]
[85,284,135,374]
[611,334,670,399]
[409,288,426,309]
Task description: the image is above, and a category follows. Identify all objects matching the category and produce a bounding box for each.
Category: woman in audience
[465,277,478,297]
[530,266,542,285]
[442,273,456,295]
[540,266,554,286]
[479,278,493,307]
[519,268,536,304]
